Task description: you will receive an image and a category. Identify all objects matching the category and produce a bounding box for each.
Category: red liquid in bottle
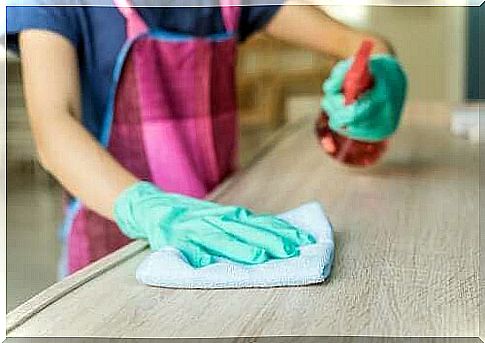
[316,40,388,167]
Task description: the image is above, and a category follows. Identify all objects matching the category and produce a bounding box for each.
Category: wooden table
[7,102,479,338]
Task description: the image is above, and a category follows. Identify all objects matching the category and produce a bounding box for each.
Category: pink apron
[60,0,241,276]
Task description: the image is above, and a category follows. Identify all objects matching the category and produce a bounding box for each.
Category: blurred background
[4,5,484,311]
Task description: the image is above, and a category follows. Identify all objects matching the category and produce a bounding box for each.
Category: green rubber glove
[114,181,316,268]
[321,54,407,142]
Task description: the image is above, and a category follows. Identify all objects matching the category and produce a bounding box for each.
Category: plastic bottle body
[315,110,388,167]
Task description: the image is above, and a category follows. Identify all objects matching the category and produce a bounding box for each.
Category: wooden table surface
[7,102,479,338]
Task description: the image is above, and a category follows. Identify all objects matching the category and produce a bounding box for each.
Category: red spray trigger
[342,40,374,105]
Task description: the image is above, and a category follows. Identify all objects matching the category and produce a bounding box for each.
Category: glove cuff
[113,181,162,239]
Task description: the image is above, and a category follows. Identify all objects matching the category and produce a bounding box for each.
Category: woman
[6,1,406,276]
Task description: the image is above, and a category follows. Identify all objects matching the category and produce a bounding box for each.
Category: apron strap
[115,0,239,37]
[114,0,149,39]
[220,0,241,33]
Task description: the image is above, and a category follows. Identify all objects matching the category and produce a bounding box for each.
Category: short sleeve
[238,5,282,41]
[6,5,80,55]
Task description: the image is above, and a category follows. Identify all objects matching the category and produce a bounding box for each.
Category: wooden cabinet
[237,34,333,128]
[7,60,38,165]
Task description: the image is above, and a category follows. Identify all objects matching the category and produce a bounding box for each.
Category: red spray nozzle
[342,40,374,105]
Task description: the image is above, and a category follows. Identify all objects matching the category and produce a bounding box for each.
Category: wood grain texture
[7,102,479,338]
[4,338,483,343]
[6,240,148,333]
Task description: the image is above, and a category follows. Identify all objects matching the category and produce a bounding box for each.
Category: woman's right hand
[114,182,316,268]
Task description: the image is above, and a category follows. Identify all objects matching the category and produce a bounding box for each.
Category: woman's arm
[19,30,138,219]
[264,5,394,59]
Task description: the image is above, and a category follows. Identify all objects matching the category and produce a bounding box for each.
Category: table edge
[6,119,302,335]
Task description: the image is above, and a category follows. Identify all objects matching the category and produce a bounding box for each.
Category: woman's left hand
[321,54,408,142]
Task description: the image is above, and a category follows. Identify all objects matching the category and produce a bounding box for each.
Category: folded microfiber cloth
[136,202,335,289]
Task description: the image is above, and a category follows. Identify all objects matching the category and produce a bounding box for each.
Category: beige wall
[238,6,468,125]
[328,6,466,102]
[369,6,465,102]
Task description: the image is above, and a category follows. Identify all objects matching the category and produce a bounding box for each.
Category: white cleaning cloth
[136,202,335,289]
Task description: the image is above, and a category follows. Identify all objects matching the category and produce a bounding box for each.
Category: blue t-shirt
[7,4,280,139]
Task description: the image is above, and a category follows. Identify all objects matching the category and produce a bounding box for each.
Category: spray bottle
[315,40,388,166]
